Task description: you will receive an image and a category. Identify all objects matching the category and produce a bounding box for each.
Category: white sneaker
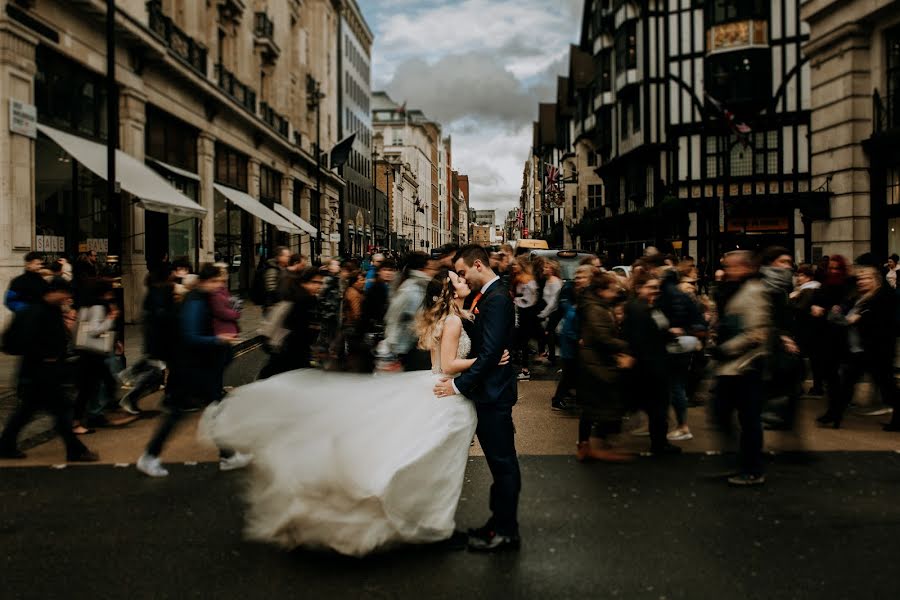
[219,452,253,472]
[667,429,694,441]
[858,407,893,417]
[136,454,169,478]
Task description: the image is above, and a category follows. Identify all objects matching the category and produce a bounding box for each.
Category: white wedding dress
[200,323,476,557]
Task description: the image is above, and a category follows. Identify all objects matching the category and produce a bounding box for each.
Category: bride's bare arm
[441,315,476,376]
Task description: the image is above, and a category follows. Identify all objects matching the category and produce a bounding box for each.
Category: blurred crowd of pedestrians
[2,241,899,488]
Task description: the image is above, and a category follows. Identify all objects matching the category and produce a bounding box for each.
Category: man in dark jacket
[0,278,98,461]
[4,251,48,313]
[137,264,248,477]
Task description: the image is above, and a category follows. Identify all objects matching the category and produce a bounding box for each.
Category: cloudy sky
[357,0,583,224]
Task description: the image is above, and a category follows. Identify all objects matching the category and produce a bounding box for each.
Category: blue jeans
[668,352,692,427]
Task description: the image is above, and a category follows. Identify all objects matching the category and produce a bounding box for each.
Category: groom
[434,244,521,552]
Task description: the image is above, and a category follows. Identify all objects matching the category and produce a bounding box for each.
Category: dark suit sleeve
[453,293,512,397]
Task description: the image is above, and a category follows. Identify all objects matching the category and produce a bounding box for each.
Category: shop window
[34,45,109,141]
[889,218,900,256]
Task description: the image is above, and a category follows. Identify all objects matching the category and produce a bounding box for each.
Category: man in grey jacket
[377,252,437,371]
[713,250,772,486]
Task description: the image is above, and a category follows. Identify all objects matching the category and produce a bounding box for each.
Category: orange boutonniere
[471,292,483,316]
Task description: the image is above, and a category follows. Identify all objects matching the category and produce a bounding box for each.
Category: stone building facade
[802,0,900,261]
[0,0,350,326]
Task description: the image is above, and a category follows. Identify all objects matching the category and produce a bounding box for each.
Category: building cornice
[803,22,871,59]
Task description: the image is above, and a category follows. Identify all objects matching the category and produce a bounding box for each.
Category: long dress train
[200,327,476,557]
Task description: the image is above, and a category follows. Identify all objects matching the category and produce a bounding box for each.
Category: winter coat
[577,293,628,385]
[209,286,240,336]
[714,278,771,377]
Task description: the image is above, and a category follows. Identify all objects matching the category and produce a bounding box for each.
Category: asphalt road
[3,452,900,599]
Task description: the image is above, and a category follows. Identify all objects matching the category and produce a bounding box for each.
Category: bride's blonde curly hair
[416,268,470,351]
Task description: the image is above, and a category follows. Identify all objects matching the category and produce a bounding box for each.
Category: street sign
[9,99,37,139]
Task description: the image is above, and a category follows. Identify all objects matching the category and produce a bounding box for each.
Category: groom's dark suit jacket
[455,280,518,406]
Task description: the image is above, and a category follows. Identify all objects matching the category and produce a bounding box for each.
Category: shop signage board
[10,99,37,139]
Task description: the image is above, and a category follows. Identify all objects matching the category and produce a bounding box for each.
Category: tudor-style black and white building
[545,0,829,263]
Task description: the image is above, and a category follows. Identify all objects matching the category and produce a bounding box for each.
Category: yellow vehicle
[511,239,549,255]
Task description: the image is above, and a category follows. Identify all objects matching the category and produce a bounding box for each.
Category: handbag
[666,335,701,354]
[74,307,115,354]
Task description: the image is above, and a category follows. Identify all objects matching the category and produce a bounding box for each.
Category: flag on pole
[545,164,559,188]
[705,93,752,137]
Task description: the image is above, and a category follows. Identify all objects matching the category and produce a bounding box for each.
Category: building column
[248,157,261,259]
[807,24,872,259]
[197,132,216,263]
[118,87,147,324]
[0,20,38,329]
[281,175,298,252]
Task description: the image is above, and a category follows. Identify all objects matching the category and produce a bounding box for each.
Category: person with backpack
[252,246,290,311]
[258,268,323,379]
[0,277,98,462]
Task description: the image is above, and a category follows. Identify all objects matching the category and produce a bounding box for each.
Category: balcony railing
[147,1,207,76]
[874,89,899,135]
[254,12,274,39]
[253,12,280,62]
[215,63,257,113]
[260,102,289,139]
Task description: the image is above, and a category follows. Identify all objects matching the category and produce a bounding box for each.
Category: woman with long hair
[511,255,539,380]
[537,259,563,364]
[825,265,900,429]
[811,255,854,425]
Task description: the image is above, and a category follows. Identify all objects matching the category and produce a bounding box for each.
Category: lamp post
[413,196,425,251]
[307,75,325,262]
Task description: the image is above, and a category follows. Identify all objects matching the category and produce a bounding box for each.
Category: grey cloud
[385,52,538,127]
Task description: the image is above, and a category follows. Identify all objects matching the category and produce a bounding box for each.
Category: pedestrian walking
[829,264,900,430]
[711,251,771,486]
[622,272,681,456]
[0,277,98,462]
[575,271,634,462]
[137,264,250,477]
[4,251,48,313]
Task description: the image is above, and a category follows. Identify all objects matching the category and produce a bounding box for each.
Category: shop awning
[148,158,201,181]
[213,184,302,234]
[272,203,317,236]
[37,124,206,219]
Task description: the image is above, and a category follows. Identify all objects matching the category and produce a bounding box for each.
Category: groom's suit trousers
[475,403,521,536]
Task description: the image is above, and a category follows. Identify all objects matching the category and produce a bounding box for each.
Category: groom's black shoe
[467,530,521,553]
[433,530,469,551]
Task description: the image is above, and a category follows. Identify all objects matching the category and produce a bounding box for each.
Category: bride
[200,269,508,557]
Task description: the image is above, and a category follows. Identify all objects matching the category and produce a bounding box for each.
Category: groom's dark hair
[454,244,490,267]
